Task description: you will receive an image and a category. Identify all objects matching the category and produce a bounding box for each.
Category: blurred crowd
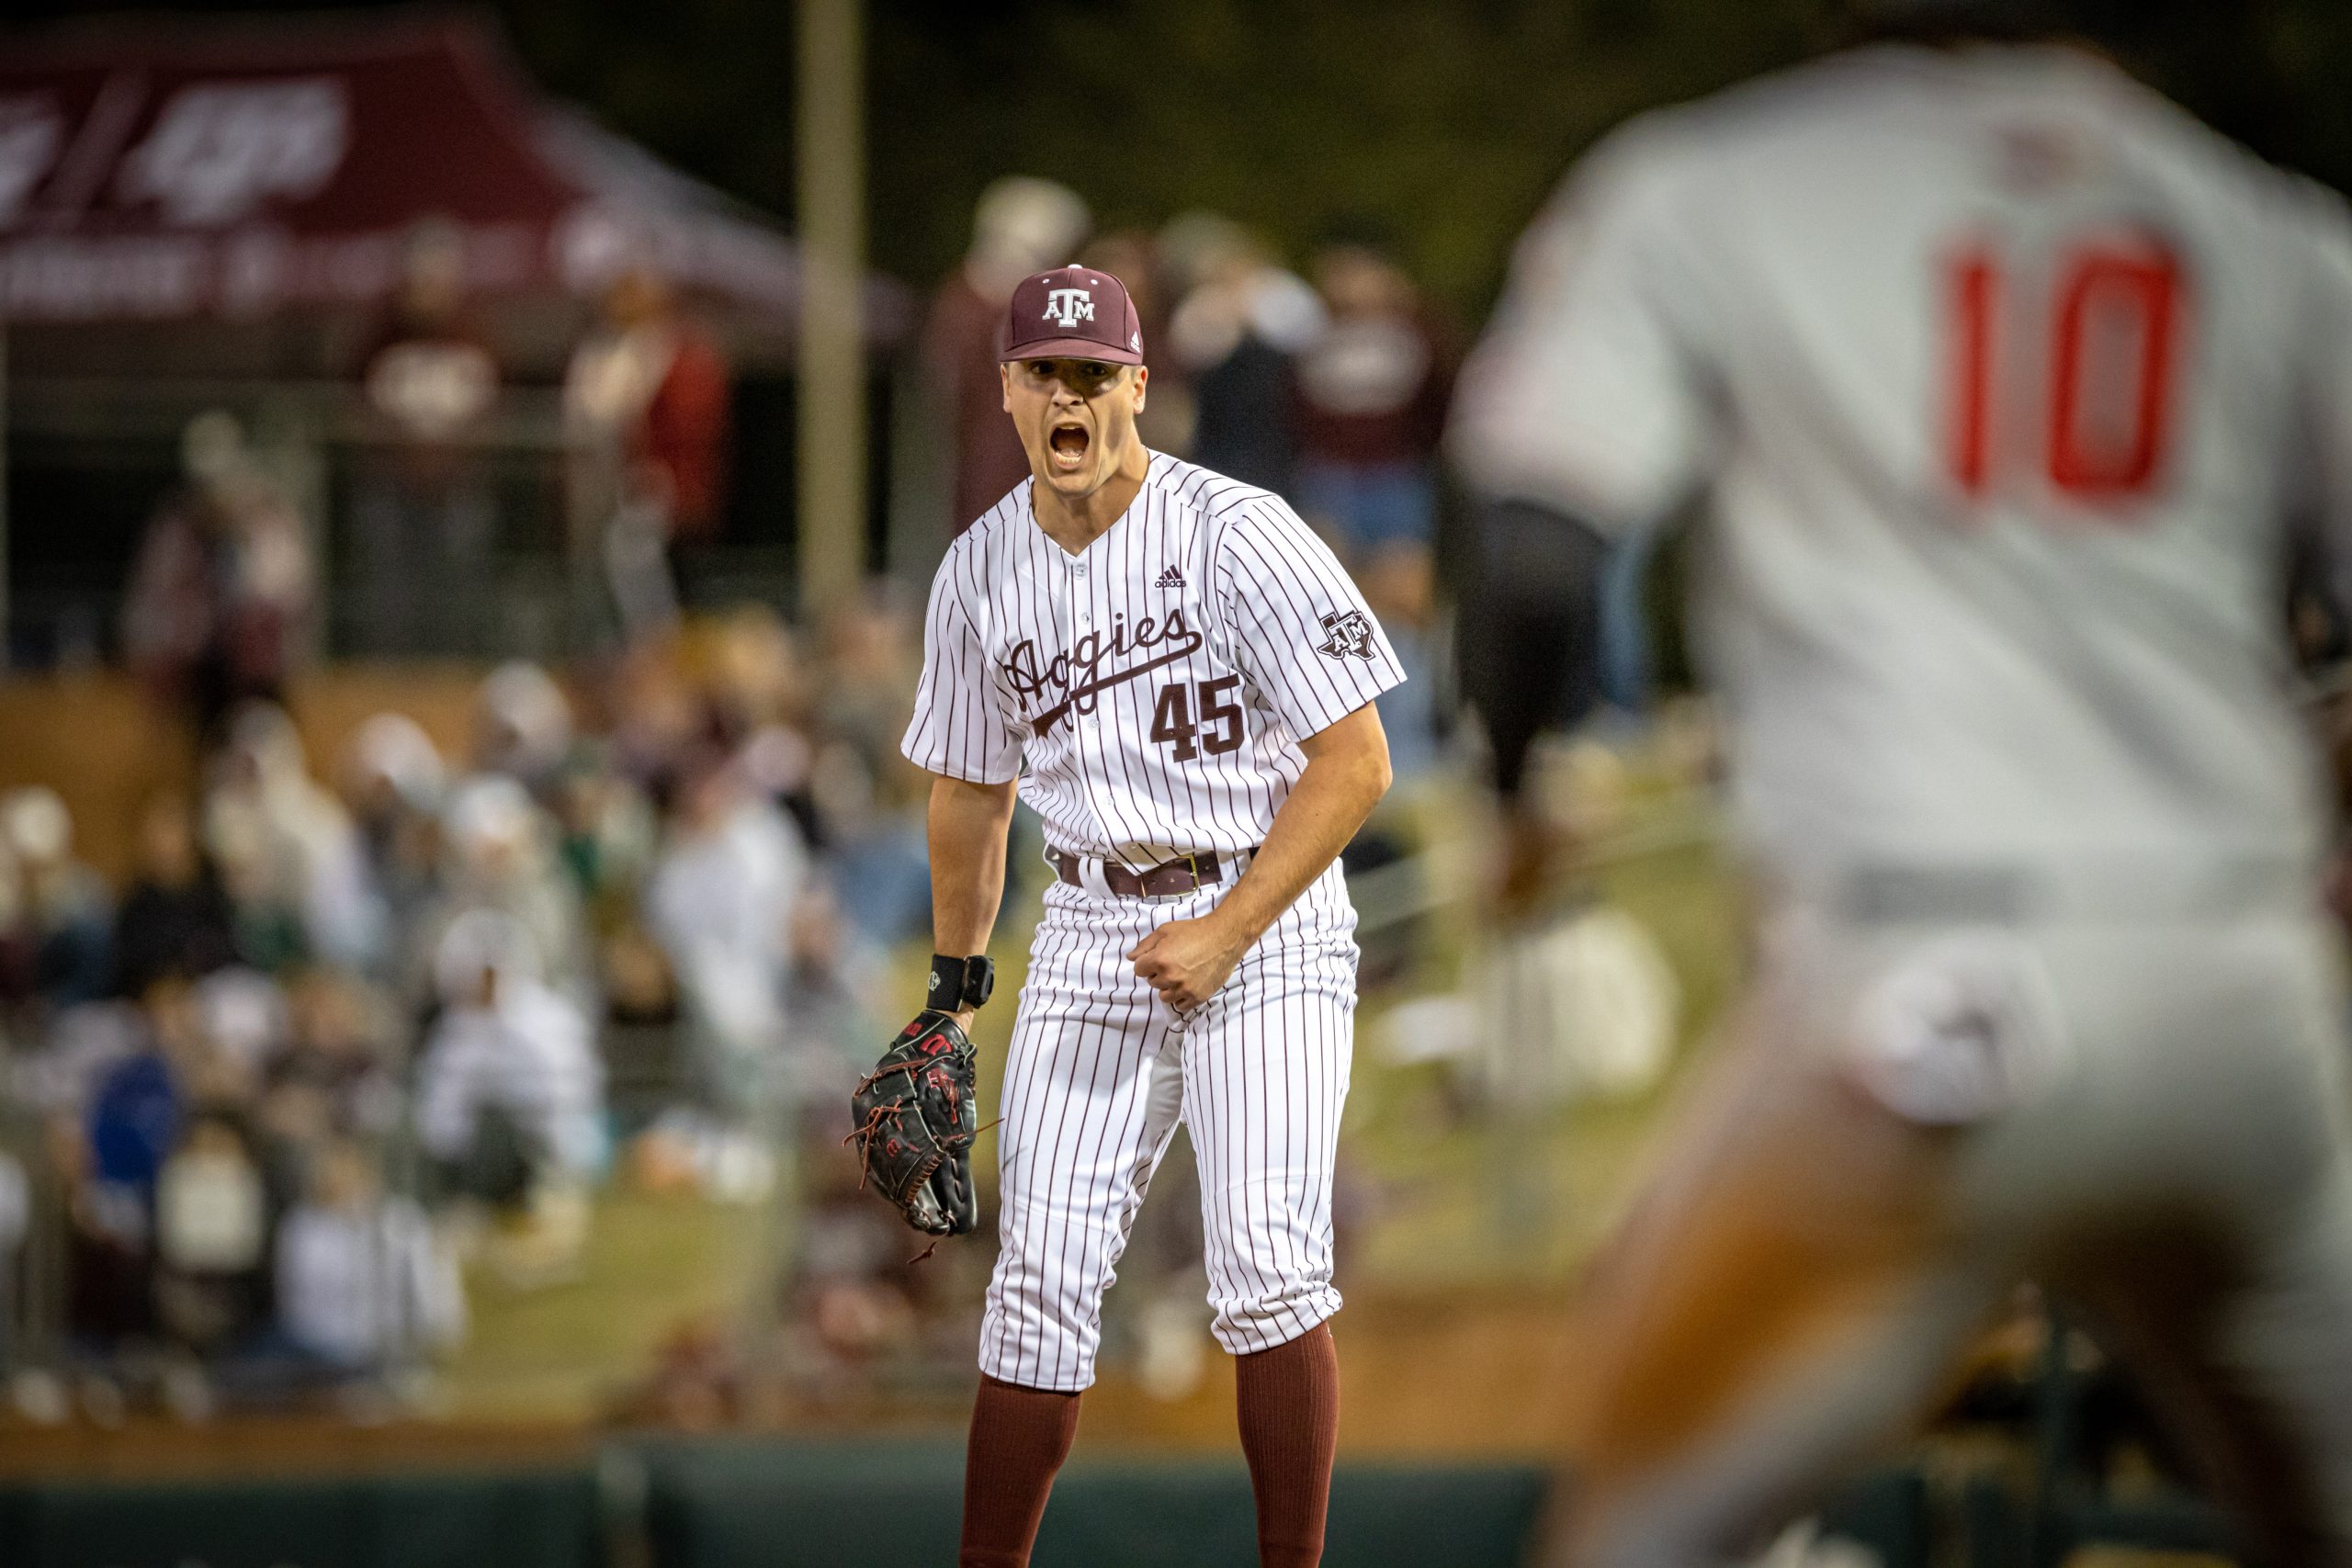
[116,177,1471,779]
[19,172,1539,1423]
[0,592,949,1417]
[121,227,739,725]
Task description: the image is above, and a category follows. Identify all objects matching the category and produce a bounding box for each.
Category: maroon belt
[1049,848,1242,897]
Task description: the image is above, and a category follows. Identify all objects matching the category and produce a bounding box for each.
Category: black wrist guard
[928,953,996,1011]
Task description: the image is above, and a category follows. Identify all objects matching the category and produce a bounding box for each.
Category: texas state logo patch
[1317,609,1376,660]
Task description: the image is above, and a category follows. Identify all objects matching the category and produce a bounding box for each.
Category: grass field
[439,1189,764,1421]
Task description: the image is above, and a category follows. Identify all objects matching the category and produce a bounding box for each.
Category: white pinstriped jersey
[904,452,1404,865]
[1453,43,2352,882]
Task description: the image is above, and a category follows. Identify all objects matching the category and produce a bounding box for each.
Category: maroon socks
[960,1325,1340,1568]
[959,1373,1083,1567]
[1237,1323,1342,1568]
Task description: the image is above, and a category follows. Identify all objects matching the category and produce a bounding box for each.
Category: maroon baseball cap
[1000,265,1145,367]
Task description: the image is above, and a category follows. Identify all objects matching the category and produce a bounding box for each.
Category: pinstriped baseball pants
[978,862,1358,1393]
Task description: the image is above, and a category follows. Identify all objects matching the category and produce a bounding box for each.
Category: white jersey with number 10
[1453,43,2352,881]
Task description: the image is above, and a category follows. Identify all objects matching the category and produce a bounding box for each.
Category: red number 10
[1947,238,2183,504]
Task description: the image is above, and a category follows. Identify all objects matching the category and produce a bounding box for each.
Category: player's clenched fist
[1128,913,1249,1012]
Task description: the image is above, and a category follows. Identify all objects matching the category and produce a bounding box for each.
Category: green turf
[1346,801,1742,1287]
[438,1190,764,1420]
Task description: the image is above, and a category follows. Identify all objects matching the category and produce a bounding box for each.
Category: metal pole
[796,0,865,621]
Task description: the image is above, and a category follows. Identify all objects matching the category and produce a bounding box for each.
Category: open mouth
[1047,422,1090,469]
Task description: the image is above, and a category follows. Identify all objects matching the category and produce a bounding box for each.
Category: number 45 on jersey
[1152,676,1244,761]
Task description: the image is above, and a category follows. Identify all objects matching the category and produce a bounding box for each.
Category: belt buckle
[1184,850,1204,890]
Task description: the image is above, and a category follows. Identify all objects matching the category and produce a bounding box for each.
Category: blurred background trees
[16,0,2348,311]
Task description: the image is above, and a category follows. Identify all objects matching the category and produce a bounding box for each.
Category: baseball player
[883,264,1400,1568]
[1450,2,2352,1562]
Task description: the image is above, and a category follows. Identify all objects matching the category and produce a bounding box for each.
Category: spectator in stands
[416,910,602,1282]
[121,411,313,744]
[471,664,644,978]
[114,793,238,999]
[54,1106,151,1353]
[0,786,112,1011]
[207,705,383,972]
[599,920,685,1139]
[706,607,820,847]
[795,586,928,940]
[350,221,503,657]
[17,987,142,1134]
[1350,542,1443,785]
[807,741,927,946]
[1083,230,1189,457]
[191,964,290,1091]
[0,863,29,1027]
[85,976,201,1205]
[551,747,658,929]
[414,775,588,1009]
[152,1114,271,1362]
[0,1148,28,1378]
[1294,221,1456,564]
[564,265,732,637]
[645,746,805,1121]
[336,714,447,976]
[202,793,310,975]
[813,581,921,784]
[473,662,575,802]
[1161,212,1324,500]
[260,968,400,1163]
[777,879,885,1120]
[1293,225,1458,783]
[920,176,1091,534]
[607,645,708,800]
[272,1138,465,1387]
[62,974,205,1349]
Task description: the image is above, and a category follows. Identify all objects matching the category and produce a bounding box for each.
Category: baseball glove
[848,1010,979,1238]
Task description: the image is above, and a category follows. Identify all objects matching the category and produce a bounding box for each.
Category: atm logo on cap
[1043,287,1095,329]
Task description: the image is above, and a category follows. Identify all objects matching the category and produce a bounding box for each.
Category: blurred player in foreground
[1451,0,2352,1562]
